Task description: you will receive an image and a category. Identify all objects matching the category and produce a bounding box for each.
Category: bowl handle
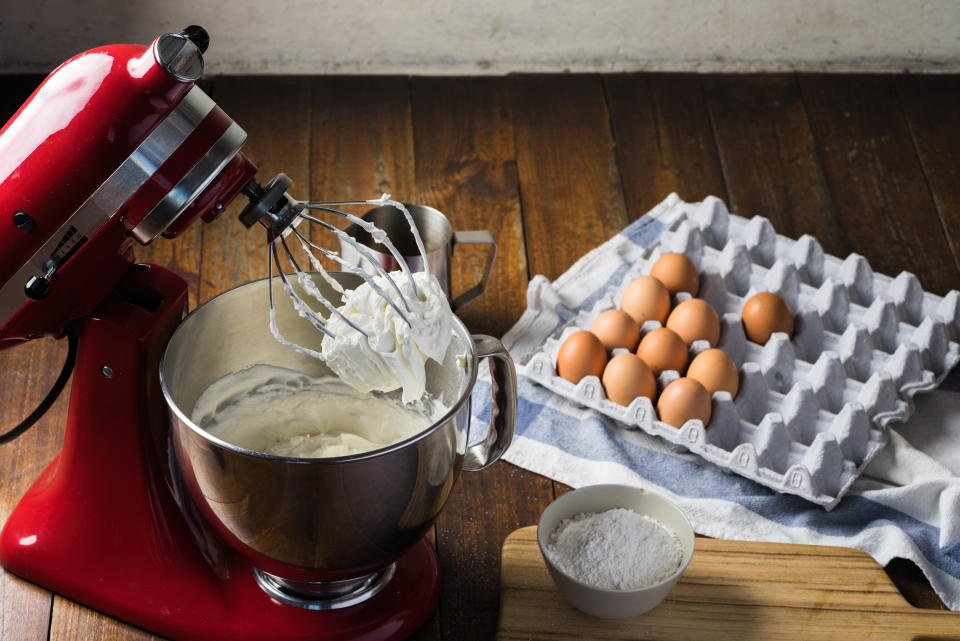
[463,335,517,471]
[450,231,497,312]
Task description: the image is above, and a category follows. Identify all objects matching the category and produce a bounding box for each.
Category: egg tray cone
[524,196,960,510]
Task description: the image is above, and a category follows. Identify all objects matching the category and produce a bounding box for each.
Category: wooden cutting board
[497,526,960,640]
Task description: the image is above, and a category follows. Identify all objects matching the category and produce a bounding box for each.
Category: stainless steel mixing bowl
[160,273,516,601]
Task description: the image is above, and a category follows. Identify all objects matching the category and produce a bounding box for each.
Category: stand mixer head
[0,26,255,346]
[0,24,388,350]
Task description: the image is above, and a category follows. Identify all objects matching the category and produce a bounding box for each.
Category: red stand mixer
[0,27,484,641]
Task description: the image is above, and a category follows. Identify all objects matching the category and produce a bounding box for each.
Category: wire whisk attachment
[238,173,430,354]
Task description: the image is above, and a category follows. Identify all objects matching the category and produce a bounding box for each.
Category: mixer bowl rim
[159,273,480,464]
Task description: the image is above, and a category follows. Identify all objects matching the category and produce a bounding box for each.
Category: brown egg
[657,377,712,428]
[686,348,739,397]
[589,309,641,352]
[601,353,656,406]
[666,298,720,346]
[742,292,795,344]
[636,327,689,376]
[620,276,671,325]
[650,253,700,296]
[556,331,608,384]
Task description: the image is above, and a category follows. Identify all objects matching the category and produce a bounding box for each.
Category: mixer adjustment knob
[181,26,210,54]
[25,276,51,301]
[155,29,205,82]
[13,211,35,232]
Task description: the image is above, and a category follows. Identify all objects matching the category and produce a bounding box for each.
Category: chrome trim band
[0,86,215,329]
[129,121,247,244]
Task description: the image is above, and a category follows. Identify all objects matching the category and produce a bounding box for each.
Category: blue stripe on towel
[470,376,960,579]
[621,215,665,247]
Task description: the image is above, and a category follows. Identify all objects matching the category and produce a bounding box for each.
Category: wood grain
[436,465,554,641]
[48,597,161,641]
[896,75,960,274]
[311,76,415,202]
[309,75,415,273]
[497,526,960,641]
[198,76,312,303]
[703,74,843,250]
[510,74,630,281]
[797,74,960,296]
[0,341,65,641]
[605,73,728,218]
[412,76,526,337]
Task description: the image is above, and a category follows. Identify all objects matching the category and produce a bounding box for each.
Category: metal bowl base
[253,563,397,610]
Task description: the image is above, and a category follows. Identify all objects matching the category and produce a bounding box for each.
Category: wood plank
[797,74,960,296]
[48,597,161,641]
[408,75,548,641]
[0,343,63,641]
[436,466,555,641]
[702,74,843,250]
[510,74,630,281]
[309,76,415,272]
[197,76,312,303]
[411,76,526,337]
[605,73,728,218]
[497,526,960,641]
[0,74,60,641]
[310,76,415,201]
[895,74,960,274]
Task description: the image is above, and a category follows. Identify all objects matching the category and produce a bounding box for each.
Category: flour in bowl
[545,508,683,590]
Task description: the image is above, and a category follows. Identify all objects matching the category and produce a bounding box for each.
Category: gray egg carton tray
[523,197,960,509]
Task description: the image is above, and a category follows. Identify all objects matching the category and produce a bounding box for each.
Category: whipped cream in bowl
[190,364,439,459]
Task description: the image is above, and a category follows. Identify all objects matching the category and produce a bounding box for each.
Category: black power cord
[0,330,79,445]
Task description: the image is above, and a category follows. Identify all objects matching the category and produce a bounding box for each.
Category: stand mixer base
[0,266,442,641]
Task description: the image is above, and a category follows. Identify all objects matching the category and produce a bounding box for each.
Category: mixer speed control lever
[24,276,51,301]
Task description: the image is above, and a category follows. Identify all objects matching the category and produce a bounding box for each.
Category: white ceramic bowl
[537,484,695,619]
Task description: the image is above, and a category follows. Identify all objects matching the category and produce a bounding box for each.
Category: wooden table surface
[1,72,958,640]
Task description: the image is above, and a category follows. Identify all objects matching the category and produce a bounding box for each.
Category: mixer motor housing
[0,26,257,348]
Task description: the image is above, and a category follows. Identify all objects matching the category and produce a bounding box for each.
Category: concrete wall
[1,0,959,74]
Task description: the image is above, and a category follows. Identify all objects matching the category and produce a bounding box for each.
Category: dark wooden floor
[1,72,958,640]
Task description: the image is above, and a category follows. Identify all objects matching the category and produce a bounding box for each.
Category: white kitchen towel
[470,193,960,610]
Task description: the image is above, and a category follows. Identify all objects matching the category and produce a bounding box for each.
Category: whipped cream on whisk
[321,270,452,404]
[262,195,457,405]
